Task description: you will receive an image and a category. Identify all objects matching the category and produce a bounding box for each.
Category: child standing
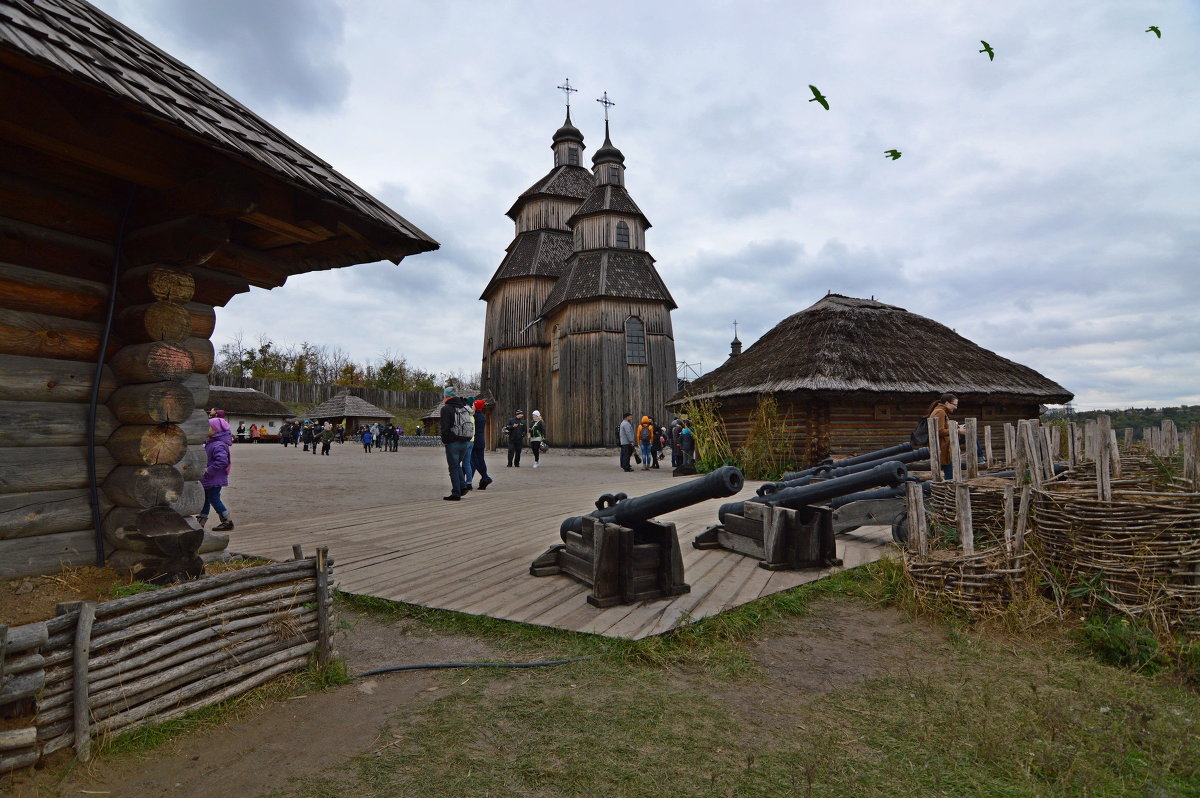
[199,417,234,531]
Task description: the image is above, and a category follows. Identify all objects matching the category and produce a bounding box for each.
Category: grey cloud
[150,0,350,112]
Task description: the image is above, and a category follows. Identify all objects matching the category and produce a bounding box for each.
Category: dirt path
[4,599,938,797]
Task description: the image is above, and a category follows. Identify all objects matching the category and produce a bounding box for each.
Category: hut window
[552,326,561,371]
[568,147,579,165]
[615,221,630,248]
[625,316,646,365]
[874,404,891,420]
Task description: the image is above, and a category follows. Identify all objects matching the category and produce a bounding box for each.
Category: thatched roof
[306,391,391,421]
[670,294,1073,405]
[208,386,292,418]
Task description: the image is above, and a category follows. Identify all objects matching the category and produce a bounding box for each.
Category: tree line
[1042,405,1199,436]
[213,334,478,392]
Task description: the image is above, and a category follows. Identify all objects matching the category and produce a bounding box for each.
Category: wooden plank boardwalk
[229,471,895,640]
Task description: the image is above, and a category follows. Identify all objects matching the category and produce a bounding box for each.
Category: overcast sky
[93,0,1198,409]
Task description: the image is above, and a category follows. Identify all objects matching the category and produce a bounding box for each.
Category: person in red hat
[469,399,493,490]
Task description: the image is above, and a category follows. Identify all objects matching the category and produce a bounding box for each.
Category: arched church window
[552,326,560,371]
[625,316,646,365]
[615,221,630,248]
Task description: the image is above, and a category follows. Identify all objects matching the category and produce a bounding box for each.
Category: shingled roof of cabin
[0,0,438,273]
[540,250,676,317]
[479,230,573,299]
[504,165,594,219]
[569,184,651,228]
[670,294,1073,405]
[306,391,391,421]
[208,386,292,418]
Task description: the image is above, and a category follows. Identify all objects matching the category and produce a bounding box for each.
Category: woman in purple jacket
[199,417,234,531]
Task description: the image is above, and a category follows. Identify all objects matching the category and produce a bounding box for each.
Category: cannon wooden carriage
[696,461,911,569]
[530,467,744,607]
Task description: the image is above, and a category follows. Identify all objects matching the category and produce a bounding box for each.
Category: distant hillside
[1042,405,1199,438]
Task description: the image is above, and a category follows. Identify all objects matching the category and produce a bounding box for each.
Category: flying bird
[808,84,829,110]
[979,40,995,61]
[884,150,901,160]
[1146,26,1161,38]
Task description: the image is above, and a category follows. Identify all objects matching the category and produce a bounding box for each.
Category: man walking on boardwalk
[504,409,527,468]
[440,386,474,501]
[471,399,493,490]
[619,411,635,472]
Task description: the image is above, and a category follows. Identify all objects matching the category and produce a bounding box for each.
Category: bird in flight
[979,40,995,61]
[808,85,829,110]
[1146,26,1161,38]
[884,150,901,160]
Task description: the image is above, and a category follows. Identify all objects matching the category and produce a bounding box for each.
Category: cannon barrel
[779,442,915,483]
[561,465,744,535]
[719,461,907,523]
[759,447,929,496]
[828,480,931,509]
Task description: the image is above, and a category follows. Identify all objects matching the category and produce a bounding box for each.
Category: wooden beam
[0,307,119,362]
[124,215,230,269]
[205,243,291,289]
[0,262,108,322]
[0,354,116,404]
[0,446,115,494]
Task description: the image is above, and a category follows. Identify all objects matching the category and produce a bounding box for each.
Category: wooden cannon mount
[696,461,911,570]
[531,466,745,608]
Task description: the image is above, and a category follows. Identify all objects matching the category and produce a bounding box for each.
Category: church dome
[592,122,625,165]
[552,110,584,144]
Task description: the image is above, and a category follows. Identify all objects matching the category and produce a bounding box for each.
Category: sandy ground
[220,441,671,528]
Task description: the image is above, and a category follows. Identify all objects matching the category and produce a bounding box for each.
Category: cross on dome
[557,78,578,108]
[596,91,614,121]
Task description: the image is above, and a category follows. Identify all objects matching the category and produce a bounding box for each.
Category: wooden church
[480,96,677,447]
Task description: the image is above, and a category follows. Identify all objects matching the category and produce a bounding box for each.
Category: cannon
[778,442,916,483]
[757,447,930,496]
[532,467,745,607]
[696,462,909,570]
[828,481,932,543]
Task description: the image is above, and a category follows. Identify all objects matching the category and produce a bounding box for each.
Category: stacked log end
[101,224,228,583]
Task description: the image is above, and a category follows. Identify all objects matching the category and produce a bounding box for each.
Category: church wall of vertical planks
[0,0,437,578]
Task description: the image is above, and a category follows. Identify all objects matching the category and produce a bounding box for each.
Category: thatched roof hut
[669,294,1072,464]
[306,391,391,428]
[208,386,291,439]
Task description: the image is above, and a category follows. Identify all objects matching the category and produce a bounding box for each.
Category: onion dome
[553,109,584,144]
[591,121,625,166]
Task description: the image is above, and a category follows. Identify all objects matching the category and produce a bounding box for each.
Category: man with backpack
[440,386,474,501]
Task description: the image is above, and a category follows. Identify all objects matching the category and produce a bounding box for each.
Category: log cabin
[480,107,678,449]
[0,0,437,579]
[306,391,391,431]
[667,294,1073,467]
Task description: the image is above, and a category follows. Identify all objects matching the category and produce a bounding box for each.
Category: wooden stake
[315,548,330,669]
[955,482,974,554]
[1067,422,1078,467]
[291,544,304,561]
[1002,485,1015,558]
[965,418,979,479]
[1015,486,1030,556]
[984,425,994,470]
[927,417,942,482]
[1097,436,1112,501]
[1004,423,1015,466]
[948,420,962,482]
[904,482,927,555]
[72,601,96,762]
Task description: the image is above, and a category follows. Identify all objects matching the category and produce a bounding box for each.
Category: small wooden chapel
[479,85,678,448]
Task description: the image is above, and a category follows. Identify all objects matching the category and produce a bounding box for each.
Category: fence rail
[209,373,439,411]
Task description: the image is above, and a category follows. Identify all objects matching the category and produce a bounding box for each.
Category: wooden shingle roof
[670,294,1073,405]
[0,0,438,274]
[479,230,573,299]
[569,184,650,228]
[504,165,594,220]
[540,250,676,317]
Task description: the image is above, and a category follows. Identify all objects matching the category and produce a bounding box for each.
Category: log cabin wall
[545,298,675,447]
[697,392,1040,470]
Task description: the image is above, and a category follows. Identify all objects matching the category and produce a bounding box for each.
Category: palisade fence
[0,549,334,771]
[209,373,440,412]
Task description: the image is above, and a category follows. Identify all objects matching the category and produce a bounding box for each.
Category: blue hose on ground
[356,655,595,678]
